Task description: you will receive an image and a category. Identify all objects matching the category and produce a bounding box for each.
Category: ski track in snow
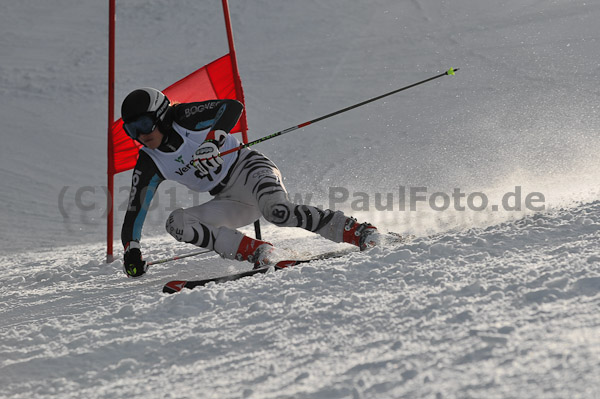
[1,202,599,398]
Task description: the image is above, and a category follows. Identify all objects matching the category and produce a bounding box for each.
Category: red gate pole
[107,0,116,263]
[221,0,248,143]
[221,0,261,238]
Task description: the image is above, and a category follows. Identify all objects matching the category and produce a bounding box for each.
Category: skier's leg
[165,199,271,261]
[226,150,378,250]
[259,190,378,250]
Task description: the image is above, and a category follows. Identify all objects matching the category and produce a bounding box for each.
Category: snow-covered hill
[1,0,599,397]
[1,201,599,398]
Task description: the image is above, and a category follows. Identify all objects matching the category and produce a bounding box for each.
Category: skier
[120,87,383,278]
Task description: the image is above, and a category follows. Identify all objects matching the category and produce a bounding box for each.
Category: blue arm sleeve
[121,152,164,247]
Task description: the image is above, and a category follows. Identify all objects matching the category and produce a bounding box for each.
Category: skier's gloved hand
[123,241,147,278]
[192,130,227,177]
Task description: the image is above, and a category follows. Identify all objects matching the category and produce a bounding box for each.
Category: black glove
[123,243,147,278]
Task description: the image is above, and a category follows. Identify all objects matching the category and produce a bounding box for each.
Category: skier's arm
[174,99,244,134]
[175,99,244,176]
[121,151,164,246]
[121,152,164,277]
[210,99,244,133]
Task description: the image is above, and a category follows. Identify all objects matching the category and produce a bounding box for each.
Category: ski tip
[446,67,460,75]
[163,280,187,294]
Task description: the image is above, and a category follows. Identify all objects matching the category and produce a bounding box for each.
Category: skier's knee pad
[261,197,295,227]
[166,208,186,242]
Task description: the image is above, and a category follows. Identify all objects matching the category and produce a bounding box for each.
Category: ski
[162,232,413,294]
[162,249,353,294]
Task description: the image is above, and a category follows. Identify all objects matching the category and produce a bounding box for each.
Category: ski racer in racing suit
[120,88,381,278]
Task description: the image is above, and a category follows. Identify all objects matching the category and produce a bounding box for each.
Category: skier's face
[138,126,163,149]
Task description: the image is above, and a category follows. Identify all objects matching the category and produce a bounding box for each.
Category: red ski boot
[342,217,379,251]
[235,236,294,268]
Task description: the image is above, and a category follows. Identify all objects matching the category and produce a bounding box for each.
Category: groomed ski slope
[1,202,599,398]
[1,0,600,397]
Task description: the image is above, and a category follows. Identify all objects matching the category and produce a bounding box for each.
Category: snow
[1,0,599,398]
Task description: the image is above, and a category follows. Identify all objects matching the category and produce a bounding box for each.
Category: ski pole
[218,67,459,158]
[146,249,212,266]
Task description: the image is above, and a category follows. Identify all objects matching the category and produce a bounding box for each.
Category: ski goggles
[123,114,158,140]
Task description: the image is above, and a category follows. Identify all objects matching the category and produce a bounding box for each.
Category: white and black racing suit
[122,99,349,259]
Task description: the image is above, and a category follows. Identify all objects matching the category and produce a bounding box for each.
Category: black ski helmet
[121,87,170,124]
